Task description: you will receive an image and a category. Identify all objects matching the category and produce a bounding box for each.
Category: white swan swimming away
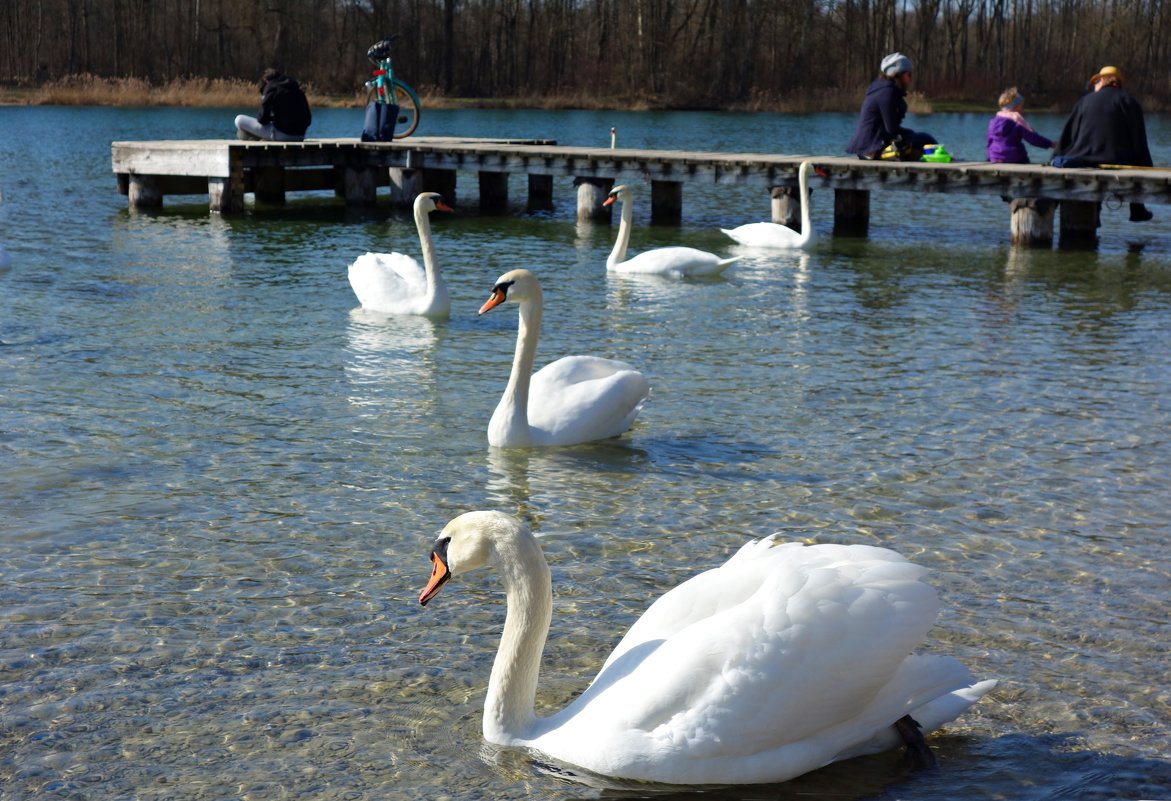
[348,192,453,317]
[478,269,650,448]
[604,185,740,277]
[722,160,817,249]
[419,510,996,786]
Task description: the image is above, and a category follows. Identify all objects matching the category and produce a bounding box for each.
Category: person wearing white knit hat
[846,52,937,160]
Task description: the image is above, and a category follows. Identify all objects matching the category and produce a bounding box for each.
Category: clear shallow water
[1,106,1170,800]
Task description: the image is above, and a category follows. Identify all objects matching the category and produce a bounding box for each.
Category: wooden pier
[112,136,1171,247]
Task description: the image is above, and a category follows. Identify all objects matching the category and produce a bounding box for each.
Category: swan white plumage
[722,160,817,249]
[347,192,453,317]
[604,185,741,277]
[478,269,650,448]
[419,510,996,786]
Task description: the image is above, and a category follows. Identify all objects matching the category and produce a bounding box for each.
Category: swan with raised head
[722,160,817,249]
[419,510,996,786]
[348,192,453,317]
[478,269,650,448]
[604,185,740,277]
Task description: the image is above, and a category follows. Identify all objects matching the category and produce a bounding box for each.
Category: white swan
[722,160,817,249]
[478,269,650,448]
[419,510,996,786]
[604,185,740,277]
[347,192,453,317]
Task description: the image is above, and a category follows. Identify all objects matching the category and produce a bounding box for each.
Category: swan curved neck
[606,196,634,269]
[483,530,552,742]
[491,291,543,446]
[414,203,441,291]
[797,163,812,245]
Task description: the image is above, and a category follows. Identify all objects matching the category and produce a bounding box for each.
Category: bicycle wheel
[390,78,421,138]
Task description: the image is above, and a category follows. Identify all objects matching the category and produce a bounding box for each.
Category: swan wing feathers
[721,222,809,249]
[614,247,740,277]
[526,356,650,445]
[538,539,985,783]
[348,252,427,310]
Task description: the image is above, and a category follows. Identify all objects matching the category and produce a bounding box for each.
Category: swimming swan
[478,269,650,448]
[722,160,817,249]
[419,510,996,786]
[604,185,740,277]
[348,192,453,317]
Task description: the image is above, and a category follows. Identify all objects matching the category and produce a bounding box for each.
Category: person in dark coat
[1053,65,1153,221]
[234,68,312,142]
[845,53,937,160]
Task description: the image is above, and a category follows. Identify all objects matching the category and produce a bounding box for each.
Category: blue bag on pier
[361,102,400,142]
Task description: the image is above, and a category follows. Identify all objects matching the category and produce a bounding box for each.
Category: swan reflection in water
[484,441,651,519]
[344,307,440,420]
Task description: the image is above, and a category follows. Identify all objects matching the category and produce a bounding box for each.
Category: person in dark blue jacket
[845,53,937,160]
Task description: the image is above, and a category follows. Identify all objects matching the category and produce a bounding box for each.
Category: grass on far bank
[0,73,999,114]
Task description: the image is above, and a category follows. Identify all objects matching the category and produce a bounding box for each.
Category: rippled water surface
[2,106,1170,800]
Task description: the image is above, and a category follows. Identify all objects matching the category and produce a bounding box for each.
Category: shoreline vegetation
[0,74,983,115]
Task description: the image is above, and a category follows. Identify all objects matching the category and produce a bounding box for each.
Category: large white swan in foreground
[478,269,650,448]
[604,185,740,277]
[348,192,453,317]
[722,160,817,249]
[420,510,996,786]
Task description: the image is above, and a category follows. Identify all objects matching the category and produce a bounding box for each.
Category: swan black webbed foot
[893,714,938,771]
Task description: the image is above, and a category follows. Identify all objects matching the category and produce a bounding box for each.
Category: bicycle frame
[367,58,397,105]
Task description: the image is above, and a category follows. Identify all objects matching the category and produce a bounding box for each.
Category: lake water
[1,105,1170,800]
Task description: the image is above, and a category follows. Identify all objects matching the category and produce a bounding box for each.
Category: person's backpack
[361,102,400,142]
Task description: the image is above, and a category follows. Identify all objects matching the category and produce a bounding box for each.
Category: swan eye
[494,280,514,296]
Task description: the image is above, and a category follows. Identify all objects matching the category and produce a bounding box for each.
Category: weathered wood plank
[112,137,1171,218]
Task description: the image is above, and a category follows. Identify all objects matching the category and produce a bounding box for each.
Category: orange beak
[478,286,507,315]
[419,551,450,606]
[435,199,454,213]
[602,195,616,207]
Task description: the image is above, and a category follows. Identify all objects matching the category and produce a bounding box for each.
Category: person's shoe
[1130,204,1154,222]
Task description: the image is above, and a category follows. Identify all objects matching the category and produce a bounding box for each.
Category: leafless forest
[4,0,1170,108]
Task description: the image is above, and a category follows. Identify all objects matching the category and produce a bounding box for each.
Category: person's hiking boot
[1129,203,1154,222]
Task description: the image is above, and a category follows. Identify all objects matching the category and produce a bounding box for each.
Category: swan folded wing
[348,252,426,309]
[527,356,650,444]
[556,542,947,763]
[614,247,736,277]
[721,222,803,248]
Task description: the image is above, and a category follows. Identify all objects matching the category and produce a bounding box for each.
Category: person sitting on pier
[1052,66,1153,222]
[234,67,312,142]
[845,53,937,161]
[987,87,1053,163]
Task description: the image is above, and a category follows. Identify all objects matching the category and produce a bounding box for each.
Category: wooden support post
[208,152,245,213]
[1059,201,1100,248]
[387,168,422,207]
[127,175,163,210]
[344,166,378,206]
[528,174,554,212]
[1009,198,1056,248]
[253,166,286,204]
[650,180,682,225]
[479,171,509,213]
[833,188,870,236]
[576,178,614,222]
[770,186,800,230]
[423,169,457,204]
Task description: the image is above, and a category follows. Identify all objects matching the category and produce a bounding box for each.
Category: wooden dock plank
[111,136,1171,245]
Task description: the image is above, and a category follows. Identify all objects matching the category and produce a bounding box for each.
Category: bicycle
[364,35,421,139]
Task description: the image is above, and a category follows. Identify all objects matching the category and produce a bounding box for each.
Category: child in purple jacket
[986,88,1053,163]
